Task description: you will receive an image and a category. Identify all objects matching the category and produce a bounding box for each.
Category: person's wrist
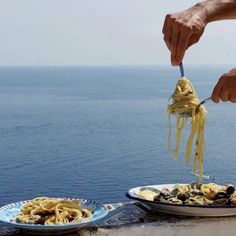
[201,0,236,23]
[201,0,219,23]
[192,1,210,26]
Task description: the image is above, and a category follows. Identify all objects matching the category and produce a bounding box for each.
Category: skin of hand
[211,68,236,103]
[162,4,208,66]
[162,0,236,66]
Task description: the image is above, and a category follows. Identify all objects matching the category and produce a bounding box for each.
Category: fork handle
[179,62,185,78]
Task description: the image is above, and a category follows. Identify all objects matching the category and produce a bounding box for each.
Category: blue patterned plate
[0,198,109,233]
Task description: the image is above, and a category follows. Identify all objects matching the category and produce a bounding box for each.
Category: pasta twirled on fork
[168,77,207,180]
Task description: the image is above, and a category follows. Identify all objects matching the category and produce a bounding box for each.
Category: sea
[0,65,236,205]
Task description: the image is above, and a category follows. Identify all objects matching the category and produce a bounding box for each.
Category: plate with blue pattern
[0,198,109,234]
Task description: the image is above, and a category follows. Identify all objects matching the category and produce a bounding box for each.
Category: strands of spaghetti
[168,77,207,180]
[16,197,92,225]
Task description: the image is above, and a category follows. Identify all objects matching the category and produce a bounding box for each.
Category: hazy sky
[0,0,235,66]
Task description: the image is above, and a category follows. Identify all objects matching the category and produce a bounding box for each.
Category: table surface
[1,201,236,236]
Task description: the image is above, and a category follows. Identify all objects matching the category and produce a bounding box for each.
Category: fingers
[163,25,172,51]
[188,34,200,48]
[220,89,230,102]
[162,14,170,34]
[174,30,191,66]
[162,14,193,66]
[211,74,236,103]
[229,95,236,103]
[162,9,207,66]
[187,27,204,48]
[163,15,172,51]
[171,27,180,66]
[211,76,225,103]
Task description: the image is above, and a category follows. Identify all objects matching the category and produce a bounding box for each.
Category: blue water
[0,65,236,206]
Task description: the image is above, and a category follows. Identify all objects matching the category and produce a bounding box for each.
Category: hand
[162,4,208,66]
[211,68,236,103]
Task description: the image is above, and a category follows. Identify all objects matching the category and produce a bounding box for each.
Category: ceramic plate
[126,184,236,217]
[0,198,109,234]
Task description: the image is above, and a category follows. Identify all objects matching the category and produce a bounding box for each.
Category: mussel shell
[225,185,235,196]
[153,195,161,202]
[185,197,202,205]
[176,192,191,202]
[165,197,183,204]
[214,191,229,200]
[190,190,204,197]
[154,194,171,202]
[189,182,202,190]
[213,198,229,205]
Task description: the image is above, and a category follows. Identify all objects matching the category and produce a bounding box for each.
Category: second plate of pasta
[126,183,236,217]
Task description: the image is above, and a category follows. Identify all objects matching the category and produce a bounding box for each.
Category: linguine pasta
[16,197,92,225]
[168,77,207,180]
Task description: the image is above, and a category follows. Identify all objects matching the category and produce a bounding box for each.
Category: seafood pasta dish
[16,197,92,225]
[139,182,236,206]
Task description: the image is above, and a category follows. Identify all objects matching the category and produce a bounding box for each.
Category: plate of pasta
[126,182,236,217]
[0,197,109,233]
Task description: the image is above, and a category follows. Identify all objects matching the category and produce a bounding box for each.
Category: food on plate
[168,77,207,180]
[138,183,236,206]
[16,197,92,225]
[138,187,161,201]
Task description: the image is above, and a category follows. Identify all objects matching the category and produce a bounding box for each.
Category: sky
[0,0,235,66]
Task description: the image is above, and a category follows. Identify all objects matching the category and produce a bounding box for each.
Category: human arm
[211,68,236,103]
[162,0,236,66]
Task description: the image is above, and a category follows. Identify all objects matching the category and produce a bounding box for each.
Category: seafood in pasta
[139,182,236,206]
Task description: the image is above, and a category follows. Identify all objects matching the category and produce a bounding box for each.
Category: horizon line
[0,64,234,67]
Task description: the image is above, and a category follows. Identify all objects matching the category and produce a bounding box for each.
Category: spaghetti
[168,77,207,180]
[16,197,92,225]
